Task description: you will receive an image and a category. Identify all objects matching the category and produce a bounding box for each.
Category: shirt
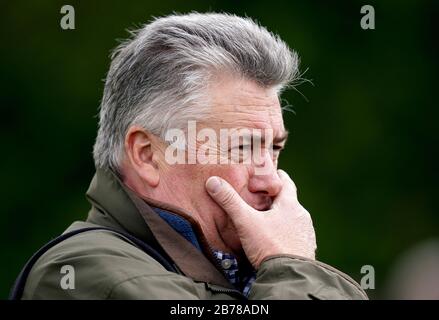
[153,207,256,297]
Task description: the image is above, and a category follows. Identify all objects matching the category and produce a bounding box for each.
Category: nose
[247,150,282,197]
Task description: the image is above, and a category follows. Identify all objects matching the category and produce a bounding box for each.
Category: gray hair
[93,12,299,172]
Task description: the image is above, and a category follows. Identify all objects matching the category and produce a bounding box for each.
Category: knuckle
[298,208,313,224]
[221,189,237,207]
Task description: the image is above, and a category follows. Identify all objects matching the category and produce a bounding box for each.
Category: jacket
[21,169,368,300]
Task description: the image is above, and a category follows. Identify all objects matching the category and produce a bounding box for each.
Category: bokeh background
[1,0,438,299]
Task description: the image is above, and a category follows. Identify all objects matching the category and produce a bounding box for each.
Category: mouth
[251,199,273,211]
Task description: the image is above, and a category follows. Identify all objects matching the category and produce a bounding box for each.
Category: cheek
[166,164,203,194]
[205,164,250,193]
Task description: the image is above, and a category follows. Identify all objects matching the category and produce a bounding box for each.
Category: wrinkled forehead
[204,76,286,135]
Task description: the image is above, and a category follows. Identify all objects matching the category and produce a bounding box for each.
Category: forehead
[206,75,285,133]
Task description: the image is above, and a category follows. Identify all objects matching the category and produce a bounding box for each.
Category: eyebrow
[273,130,289,144]
[241,130,289,144]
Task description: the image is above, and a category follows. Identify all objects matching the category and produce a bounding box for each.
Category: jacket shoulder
[22,222,175,299]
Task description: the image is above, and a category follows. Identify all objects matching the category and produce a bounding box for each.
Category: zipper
[205,283,248,300]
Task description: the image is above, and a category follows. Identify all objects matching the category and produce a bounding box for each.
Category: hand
[205,169,317,269]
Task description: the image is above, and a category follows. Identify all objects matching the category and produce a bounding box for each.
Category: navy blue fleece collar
[152,207,202,251]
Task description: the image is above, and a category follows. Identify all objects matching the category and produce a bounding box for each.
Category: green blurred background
[1,0,438,299]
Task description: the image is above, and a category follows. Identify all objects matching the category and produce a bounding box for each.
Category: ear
[124,126,160,188]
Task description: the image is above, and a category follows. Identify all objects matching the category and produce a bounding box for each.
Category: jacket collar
[85,168,234,289]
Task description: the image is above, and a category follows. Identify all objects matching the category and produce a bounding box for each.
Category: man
[19,13,367,299]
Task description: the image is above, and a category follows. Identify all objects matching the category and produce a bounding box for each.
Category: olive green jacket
[22,169,368,300]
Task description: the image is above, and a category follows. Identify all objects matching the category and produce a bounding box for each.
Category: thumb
[205,176,251,219]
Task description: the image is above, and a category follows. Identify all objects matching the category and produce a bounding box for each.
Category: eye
[238,144,252,151]
[271,145,284,161]
[272,145,284,152]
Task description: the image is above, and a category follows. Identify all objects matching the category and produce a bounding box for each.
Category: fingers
[272,169,298,206]
[205,176,252,219]
[277,169,296,189]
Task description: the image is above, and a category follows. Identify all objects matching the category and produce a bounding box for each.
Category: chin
[221,224,243,252]
[227,238,244,255]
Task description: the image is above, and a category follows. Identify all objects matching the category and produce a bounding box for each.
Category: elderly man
[15,13,367,300]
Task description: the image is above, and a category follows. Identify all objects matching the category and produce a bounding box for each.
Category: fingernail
[206,177,221,194]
